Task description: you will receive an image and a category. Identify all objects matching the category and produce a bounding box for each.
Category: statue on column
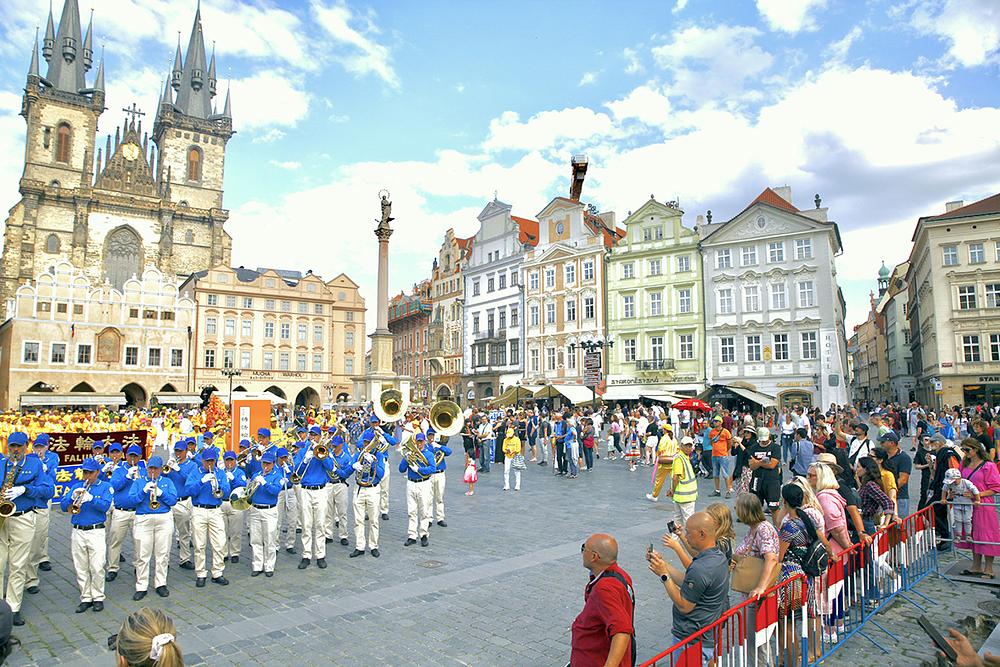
[376,190,394,239]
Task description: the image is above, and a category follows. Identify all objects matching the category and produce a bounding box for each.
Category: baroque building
[388,280,433,404]
[428,229,471,404]
[2,1,233,317]
[701,187,850,408]
[606,196,704,399]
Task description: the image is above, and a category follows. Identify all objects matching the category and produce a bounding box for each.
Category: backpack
[792,511,829,577]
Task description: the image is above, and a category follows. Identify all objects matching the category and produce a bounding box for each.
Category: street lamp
[222,368,242,407]
[569,335,615,407]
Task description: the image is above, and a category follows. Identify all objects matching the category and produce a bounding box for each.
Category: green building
[605,197,705,399]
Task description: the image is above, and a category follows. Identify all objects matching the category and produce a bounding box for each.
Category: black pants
[556,441,567,473]
[932,492,950,540]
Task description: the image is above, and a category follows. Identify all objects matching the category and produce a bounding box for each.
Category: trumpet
[206,460,223,499]
[69,480,94,515]
[148,474,161,511]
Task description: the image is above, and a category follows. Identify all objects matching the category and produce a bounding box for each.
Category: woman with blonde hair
[114,607,182,667]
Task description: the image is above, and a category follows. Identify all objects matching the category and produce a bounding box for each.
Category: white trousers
[220,501,245,558]
[299,486,329,560]
[191,506,226,579]
[503,459,522,490]
[173,498,193,563]
[71,527,106,602]
[406,480,432,540]
[25,505,50,588]
[133,513,173,592]
[353,485,380,550]
[249,506,278,573]
[0,512,36,612]
[277,488,298,549]
[325,483,349,540]
[106,508,135,573]
[430,473,446,521]
[378,466,391,515]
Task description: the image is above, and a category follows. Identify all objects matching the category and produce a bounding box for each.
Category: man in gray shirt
[648,512,730,664]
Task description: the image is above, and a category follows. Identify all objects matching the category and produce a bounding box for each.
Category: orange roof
[583,211,626,249]
[752,187,798,213]
[924,192,1000,221]
[456,236,472,250]
[512,216,539,246]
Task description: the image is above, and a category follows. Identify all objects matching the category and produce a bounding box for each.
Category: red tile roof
[924,192,1000,221]
[512,216,539,246]
[752,187,798,213]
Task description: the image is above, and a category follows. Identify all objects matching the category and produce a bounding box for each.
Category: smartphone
[667,521,678,534]
[646,543,654,559]
[917,616,957,662]
[107,634,118,652]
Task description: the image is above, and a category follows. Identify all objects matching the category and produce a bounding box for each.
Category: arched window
[49,180,60,189]
[187,147,202,181]
[103,227,142,290]
[55,123,71,163]
[45,234,60,253]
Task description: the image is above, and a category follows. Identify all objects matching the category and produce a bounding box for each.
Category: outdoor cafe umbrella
[672,397,711,412]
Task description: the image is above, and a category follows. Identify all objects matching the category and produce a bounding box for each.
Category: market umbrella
[672,397,711,412]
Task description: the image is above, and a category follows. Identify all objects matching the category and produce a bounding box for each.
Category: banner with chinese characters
[49,430,149,500]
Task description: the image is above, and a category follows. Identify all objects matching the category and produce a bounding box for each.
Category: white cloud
[623,47,643,74]
[230,70,310,133]
[605,84,672,129]
[455,83,466,93]
[651,25,774,103]
[755,0,828,33]
[828,26,862,62]
[578,71,598,86]
[673,0,689,13]
[312,1,400,89]
[252,128,286,144]
[909,0,1000,67]
[483,108,620,154]
[269,160,302,170]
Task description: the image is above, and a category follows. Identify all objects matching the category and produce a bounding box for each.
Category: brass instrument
[206,460,223,499]
[0,453,23,518]
[356,436,380,482]
[148,474,161,511]
[229,478,259,511]
[163,457,181,474]
[68,480,94,515]
[429,400,465,437]
[401,434,430,469]
[373,388,408,423]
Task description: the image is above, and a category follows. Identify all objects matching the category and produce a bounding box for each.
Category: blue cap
[126,445,142,457]
[296,426,307,433]
[261,450,276,463]
[426,428,436,436]
[276,447,289,458]
[201,448,219,461]
[80,458,101,472]
[7,432,28,446]
[92,439,105,450]
[109,443,124,453]
[173,441,187,451]
[223,451,237,461]
[34,433,50,447]
[331,435,345,446]
[310,426,321,435]
[415,433,426,442]
[148,455,164,468]
[369,415,379,423]
[239,439,252,449]
[203,432,214,441]
[257,428,271,438]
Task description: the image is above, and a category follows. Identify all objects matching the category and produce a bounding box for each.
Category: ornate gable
[94,115,158,197]
[703,204,824,246]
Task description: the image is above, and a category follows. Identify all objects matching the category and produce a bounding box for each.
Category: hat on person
[712,416,723,424]
[126,444,142,457]
[92,439,106,450]
[878,431,900,443]
[203,431,214,441]
[276,447,289,458]
[814,453,844,475]
[944,468,962,483]
[415,433,426,442]
[757,427,772,442]
[296,426,308,434]
[7,432,27,446]
[855,423,869,434]
[310,426,321,436]
[201,448,219,461]
[369,415,380,423]
[506,428,515,437]
[173,441,187,451]
[331,435,345,446]
[148,455,164,468]
[261,450,277,464]
[34,433,50,447]
[80,457,101,473]
[426,428,436,437]
[109,442,124,453]
[239,439,252,449]
[223,451,237,461]
[257,427,271,438]
[930,434,946,444]
[680,436,695,446]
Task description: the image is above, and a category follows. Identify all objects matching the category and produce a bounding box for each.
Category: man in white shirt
[477,418,495,473]
[848,423,873,466]
[795,406,811,438]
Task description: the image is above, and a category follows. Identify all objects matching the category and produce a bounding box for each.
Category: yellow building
[180,266,365,408]
[0,261,195,409]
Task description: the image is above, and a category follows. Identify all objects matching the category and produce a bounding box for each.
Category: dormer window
[62,36,76,61]
[191,68,204,90]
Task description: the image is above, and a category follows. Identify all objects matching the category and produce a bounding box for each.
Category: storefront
[700,384,777,412]
[604,375,702,403]
[963,375,1000,407]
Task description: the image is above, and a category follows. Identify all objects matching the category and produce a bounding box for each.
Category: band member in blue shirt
[60,458,113,613]
[130,456,178,601]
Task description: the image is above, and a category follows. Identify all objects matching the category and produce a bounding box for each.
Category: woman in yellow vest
[668,436,699,528]
[646,423,679,502]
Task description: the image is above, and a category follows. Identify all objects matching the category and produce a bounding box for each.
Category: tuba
[0,453,23,519]
[229,478,259,511]
[429,400,465,437]
[373,388,408,423]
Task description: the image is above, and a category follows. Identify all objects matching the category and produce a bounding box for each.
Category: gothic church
[1,0,234,315]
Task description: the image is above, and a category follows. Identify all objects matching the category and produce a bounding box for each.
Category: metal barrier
[638,505,942,667]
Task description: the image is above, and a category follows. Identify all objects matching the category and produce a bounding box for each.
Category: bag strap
[597,570,637,667]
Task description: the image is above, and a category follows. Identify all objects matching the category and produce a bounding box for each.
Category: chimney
[772,186,793,206]
[945,200,964,212]
[570,155,588,201]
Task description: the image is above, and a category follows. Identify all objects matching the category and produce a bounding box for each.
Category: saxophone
[0,453,23,518]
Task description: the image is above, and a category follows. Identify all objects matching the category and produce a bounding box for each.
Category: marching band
[0,390,465,625]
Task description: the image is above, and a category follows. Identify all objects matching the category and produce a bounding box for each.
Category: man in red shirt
[571,533,635,667]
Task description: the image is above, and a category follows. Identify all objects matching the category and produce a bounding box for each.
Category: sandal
[981,572,996,580]
[960,569,983,576]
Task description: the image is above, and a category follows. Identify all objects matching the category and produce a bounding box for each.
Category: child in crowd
[463,452,478,496]
[943,467,979,542]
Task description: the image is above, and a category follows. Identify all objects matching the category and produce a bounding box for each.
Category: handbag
[511,454,527,470]
[732,555,777,594]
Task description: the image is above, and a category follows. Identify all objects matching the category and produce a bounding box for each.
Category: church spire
[43,2,55,62]
[94,49,105,92]
[208,43,217,98]
[174,2,212,119]
[171,35,183,90]
[45,0,87,94]
[28,28,41,80]
[222,83,232,119]
[82,8,93,72]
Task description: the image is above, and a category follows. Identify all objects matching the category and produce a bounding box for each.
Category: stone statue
[378,191,394,227]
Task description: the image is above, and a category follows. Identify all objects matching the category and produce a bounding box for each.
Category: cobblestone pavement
[8,440,997,666]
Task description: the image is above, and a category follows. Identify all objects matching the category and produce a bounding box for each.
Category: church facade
[1,0,233,318]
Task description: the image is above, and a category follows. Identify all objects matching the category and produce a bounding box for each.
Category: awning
[19,392,126,408]
[601,385,641,401]
[728,386,777,408]
[534,384,597,405]
[216,391,288,405]
[152,392,202,406]
[640,391,687,403]
[491,385,541,405]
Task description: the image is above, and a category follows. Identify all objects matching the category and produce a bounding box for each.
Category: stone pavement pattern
[7,443,998,666]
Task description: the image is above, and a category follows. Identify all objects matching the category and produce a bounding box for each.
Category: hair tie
[149,633,175,661]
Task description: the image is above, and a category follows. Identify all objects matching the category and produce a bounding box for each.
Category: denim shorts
[712,456,731,478]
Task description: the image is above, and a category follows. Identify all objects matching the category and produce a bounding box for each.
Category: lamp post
[222,368,241,407]
[569,335,615,408]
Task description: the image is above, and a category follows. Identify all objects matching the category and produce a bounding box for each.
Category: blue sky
[1,0,999,334]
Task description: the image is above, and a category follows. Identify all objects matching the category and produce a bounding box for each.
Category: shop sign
[979,376,1000,383]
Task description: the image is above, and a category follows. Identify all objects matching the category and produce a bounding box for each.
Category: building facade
[0,261,195,409]
[388,281,432,404]
[882,262,916,403]
[607,197,704,396]
[180,266,365,408]
[428,229,470,404]
[462,199,535,404]
[2,1,233,316]
[701,187,850,408]
[907,194,1000,407]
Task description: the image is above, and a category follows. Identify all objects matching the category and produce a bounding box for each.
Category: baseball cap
[257,428,271,438]
[126,444,142,457]
[878,431,900,443]
[148,455,164,468]
[223,451,237,461]
[34,434,50,447]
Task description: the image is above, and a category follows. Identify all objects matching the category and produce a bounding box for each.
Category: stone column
[375,224,392,334]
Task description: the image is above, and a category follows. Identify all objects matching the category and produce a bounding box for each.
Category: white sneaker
[515,486,520,491]
[645,493,659,503]
[503,487,510,491]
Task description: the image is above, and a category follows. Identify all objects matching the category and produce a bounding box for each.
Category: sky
[1,0,999,336]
